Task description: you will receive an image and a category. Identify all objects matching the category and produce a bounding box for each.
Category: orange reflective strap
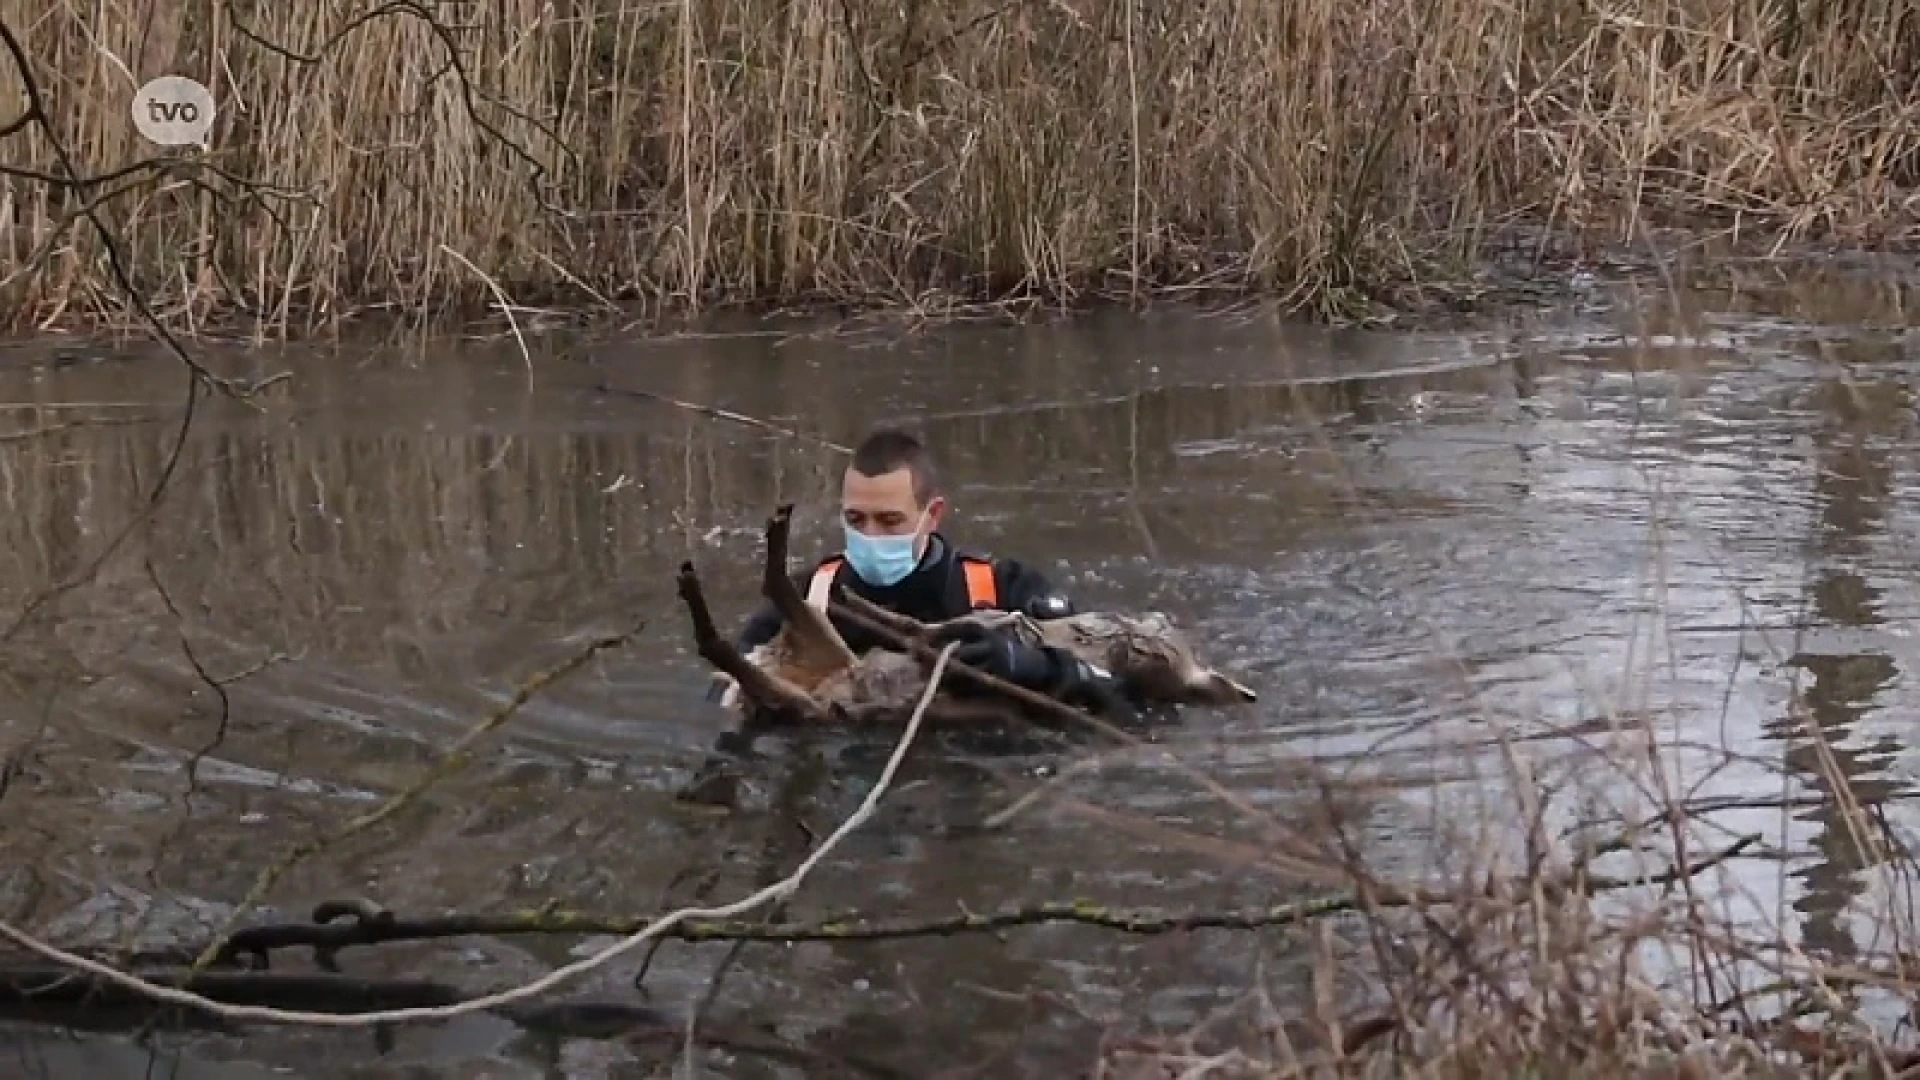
[960,557,999,609]
[810,553,997,610]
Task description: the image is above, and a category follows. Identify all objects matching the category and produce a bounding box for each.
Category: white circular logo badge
[131,76,216,147]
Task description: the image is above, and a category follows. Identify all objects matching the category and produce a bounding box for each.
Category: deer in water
[677,505,1257,728]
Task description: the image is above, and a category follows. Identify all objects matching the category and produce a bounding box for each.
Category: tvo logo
[132,76,216,147]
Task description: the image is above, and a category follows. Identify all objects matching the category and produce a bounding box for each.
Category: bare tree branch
[219,0,576,213]
[184,619,648,972]
[0,17,291,649]
[0,642,964,1027]
[83,831,1757,973]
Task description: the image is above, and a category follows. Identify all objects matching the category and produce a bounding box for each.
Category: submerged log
[0,962,677,1038]
[680,504,1257,728]
[0,962,907,1075]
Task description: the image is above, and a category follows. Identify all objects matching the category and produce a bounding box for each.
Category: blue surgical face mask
[843,511,928,587]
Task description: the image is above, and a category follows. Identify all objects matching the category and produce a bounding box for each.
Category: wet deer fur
[677,504,1257,728]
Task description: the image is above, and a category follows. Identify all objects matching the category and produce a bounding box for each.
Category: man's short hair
[849,427,940,504]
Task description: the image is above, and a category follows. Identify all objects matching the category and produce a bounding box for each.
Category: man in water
[731,426,1126,714]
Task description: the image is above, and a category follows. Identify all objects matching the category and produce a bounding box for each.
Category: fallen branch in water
[186,619,649,973]
[0,643,961,1028]
[593,380,852,453]
[0,965,612,1025]
[105,835,1759,970]
[0,964,910,1078]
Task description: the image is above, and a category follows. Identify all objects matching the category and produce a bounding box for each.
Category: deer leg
[922,609,1024,640]
[837,597,1023,647]
[677,561,826,722]
[1194,671,1259,705]
[818,594,1098,730]
[836,591,936,643]
[762,504,859,673]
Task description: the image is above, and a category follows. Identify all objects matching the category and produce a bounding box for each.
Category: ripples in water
[0,277,1917,1075]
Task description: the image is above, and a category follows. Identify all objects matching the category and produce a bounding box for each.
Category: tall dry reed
[1079,689,1920,1078]
[0,0,1915,331]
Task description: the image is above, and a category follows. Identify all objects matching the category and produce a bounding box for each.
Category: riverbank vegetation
[1086,715,1918,1079]
[1,0,1917,334]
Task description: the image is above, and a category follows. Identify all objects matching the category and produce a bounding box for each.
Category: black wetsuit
[734,532,1074,656]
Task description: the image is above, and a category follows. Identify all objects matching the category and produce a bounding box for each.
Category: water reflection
[0,1028,293,1080]
[0,285,1917,1074]
[1772,370,1911,962]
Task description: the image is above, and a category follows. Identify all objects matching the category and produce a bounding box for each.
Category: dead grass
[1071,544,1920,1076]
[1073,702,1920,1078]
[1,0,1917,334]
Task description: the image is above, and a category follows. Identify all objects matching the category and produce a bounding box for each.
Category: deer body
[681,505,1256,728]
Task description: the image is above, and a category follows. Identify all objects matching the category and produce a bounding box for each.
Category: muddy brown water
[0,265,1918,1077]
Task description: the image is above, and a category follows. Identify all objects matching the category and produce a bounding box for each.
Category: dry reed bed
[1,0,1917,331]
[1078,693,1920,1077]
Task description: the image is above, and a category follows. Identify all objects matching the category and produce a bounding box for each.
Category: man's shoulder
[951,538,1044,563]
[949,544,1018,571]
[950,546,1050,589]
[951,543,995,563]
